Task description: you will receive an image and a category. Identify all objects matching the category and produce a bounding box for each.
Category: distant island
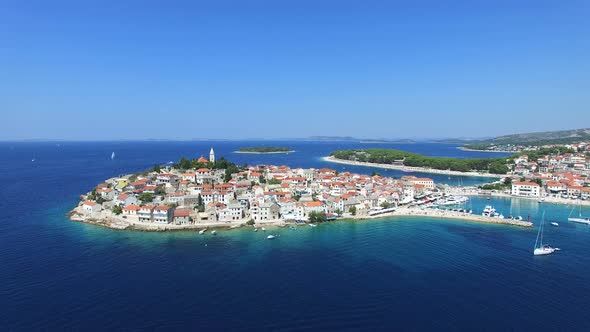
[235,147,294,154]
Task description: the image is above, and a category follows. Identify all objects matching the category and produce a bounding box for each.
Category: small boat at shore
[309,223,317,227]
[254,228,258,232]
[211,230,217,235]
[261,227,266,231]
[199,229,207,234]
[267,235,276,240]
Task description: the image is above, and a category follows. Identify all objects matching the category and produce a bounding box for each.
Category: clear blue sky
[1,0,589,140]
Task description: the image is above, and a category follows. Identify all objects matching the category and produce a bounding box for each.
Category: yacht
[551,222,559,227]
[482,205,498,217]
[267,235,276,240]
[438,196,469,206]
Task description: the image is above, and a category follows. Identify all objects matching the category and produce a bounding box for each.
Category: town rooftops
[123,204,140,211]
[83,201,96,206]
[305,201,323,207]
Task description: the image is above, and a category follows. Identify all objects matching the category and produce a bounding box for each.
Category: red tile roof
[124,204,140,211]
[174,209,190,217]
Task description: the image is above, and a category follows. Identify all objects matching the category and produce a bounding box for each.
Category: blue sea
[2,141,590,331]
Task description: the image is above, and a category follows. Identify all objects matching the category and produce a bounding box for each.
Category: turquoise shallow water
[2,141,590,331]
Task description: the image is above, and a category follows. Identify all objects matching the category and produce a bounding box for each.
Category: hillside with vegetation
[464,128,590,149]
[330,149,511,174]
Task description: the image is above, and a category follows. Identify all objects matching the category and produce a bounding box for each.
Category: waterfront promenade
[447,186,590,207]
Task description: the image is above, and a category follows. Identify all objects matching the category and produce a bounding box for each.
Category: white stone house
[82,201,101,214]
[511,182,541,197]
[116,194,138,207]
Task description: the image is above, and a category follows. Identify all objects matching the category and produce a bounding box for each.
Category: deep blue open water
[2,141,590,331]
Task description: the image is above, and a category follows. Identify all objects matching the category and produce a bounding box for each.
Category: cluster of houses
[81,149,437,225]
[509,146,590,199]
[484,141,590,153]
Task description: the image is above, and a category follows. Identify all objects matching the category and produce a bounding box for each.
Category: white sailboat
[534,212,559,256]
[111,152,116,160]
[568,201,590,224]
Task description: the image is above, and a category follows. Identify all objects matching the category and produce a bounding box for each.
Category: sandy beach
[323,156,504,178]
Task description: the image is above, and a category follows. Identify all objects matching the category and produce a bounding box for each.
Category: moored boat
[568,201,590,224]
[533,212,559,256]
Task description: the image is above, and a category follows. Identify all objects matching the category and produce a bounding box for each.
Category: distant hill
[307,136,359,142]
[475,128,590,146]
[306,136,416,144]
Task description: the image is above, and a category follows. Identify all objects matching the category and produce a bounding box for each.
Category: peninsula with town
[70,134,590,232]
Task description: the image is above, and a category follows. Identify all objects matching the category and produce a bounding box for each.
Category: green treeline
[330,149,510,174]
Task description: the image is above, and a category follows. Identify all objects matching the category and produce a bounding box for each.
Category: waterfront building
[173,209,191,224]
[138,206,155,222]
[511,182,541,197]
[153,206,173,223]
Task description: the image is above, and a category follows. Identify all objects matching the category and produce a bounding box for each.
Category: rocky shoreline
[69,204,532,232]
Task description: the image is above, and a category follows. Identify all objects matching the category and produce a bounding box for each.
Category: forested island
[236,147,294,154]
[330,149,511,174]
